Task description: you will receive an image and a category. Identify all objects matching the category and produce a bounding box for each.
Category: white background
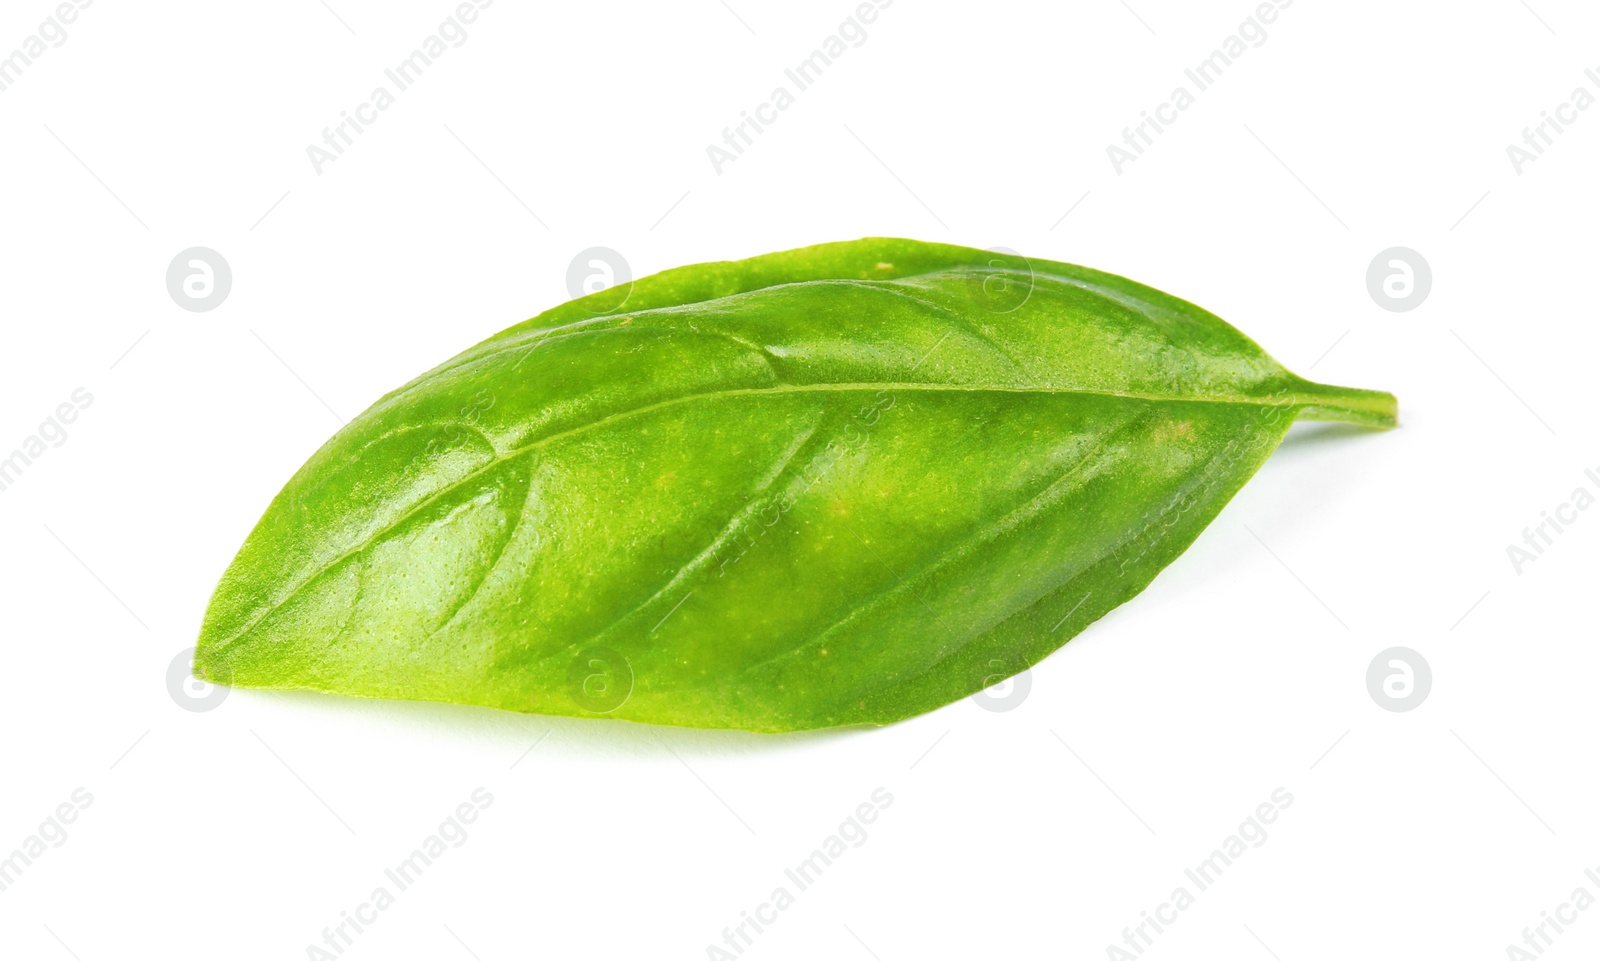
[1,1,1596,958]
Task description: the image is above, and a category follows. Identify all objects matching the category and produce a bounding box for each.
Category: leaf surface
[195,238,1396,731]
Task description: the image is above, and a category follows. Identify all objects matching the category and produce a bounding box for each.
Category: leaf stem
[1290,379,1399,428]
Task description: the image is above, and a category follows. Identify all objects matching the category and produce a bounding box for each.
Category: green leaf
[195,238,1396,732]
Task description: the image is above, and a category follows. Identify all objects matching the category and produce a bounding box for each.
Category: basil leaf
[195,238,1395,732]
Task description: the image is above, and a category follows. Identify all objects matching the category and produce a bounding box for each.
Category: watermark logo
[1366,647,1431,712]
[970,662,1031,713]
[168,647,229,712]
[566,246,632,313]
[976,246,1034,314]
[567,646,633,714]
[167,247,232,313]
[1366,247,1430,312]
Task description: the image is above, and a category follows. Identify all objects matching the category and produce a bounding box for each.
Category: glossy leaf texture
[194,238,1397,732]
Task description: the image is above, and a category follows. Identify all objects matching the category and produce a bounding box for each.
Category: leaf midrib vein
[215,381,1303,653]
